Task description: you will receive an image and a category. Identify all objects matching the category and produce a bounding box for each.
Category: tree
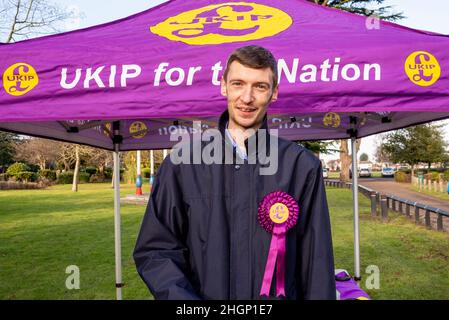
[309,0,404,21]
[84,148,112,175]
[0,131,19,170]
[374,136,391,164]
[14,137,59,170]
[339,139,361,182]
[359,153,369,162]
[311,0,404,182]
[383,124,448,177]
[1,0,79,43]
[298,140,339,158]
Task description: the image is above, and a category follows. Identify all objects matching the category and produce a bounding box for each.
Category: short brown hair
[223,45,278,88]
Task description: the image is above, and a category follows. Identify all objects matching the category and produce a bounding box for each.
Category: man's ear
[220,77,227,97]
[270,85,279,102]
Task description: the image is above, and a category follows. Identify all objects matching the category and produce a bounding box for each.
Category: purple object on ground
[335,270,370,300]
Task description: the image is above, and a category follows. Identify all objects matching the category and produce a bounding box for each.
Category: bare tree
[14,137,59,170]
[1,0,80,43]
[339,139,361,182]
[85,148,112,176]
[56,142,91,191]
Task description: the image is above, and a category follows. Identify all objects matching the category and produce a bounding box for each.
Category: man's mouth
[236,106,257,114]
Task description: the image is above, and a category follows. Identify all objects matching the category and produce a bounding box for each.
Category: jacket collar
[218,109,271,162]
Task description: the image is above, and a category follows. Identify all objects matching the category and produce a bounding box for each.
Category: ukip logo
[404,51,441,87]
[3,62,39,96]
[150,2,293,45]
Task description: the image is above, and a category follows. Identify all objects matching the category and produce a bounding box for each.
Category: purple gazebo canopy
[1,0,448,150]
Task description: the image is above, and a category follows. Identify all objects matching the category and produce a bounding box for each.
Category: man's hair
[223,45,278,88]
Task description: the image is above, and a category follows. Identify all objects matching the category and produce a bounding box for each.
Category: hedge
[38,169,57,181]
[57,172,90,184]
[15,171,38,182]
[394,171,411,183]
[6,162,30,176]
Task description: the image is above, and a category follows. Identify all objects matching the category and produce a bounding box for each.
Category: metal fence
[324,179,449,232]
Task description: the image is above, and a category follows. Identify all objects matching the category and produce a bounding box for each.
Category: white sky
[57,1,449,161]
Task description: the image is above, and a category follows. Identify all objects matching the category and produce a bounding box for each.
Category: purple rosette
[257,191,299,297]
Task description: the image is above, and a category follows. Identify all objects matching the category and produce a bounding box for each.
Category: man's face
[221,61,278,131]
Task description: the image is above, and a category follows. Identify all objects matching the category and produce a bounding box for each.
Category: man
[133,45,336,300]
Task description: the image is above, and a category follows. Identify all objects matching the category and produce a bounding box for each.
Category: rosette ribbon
[258,191,299,297]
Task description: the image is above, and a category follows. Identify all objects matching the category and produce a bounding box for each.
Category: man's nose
[240,85,254,104]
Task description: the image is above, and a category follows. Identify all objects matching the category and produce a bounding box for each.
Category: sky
[55,0,449,161]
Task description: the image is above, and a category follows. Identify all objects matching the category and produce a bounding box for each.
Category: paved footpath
[359,179,449,232]
[359,179,449,212]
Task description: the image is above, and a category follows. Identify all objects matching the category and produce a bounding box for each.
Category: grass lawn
[0,183,448,300]
[409,185,449,201]
[328,171,382,179]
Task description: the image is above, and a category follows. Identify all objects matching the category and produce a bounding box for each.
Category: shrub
[431,172,441,181]
[394,171,410,183]
[444,171,449,182]
[104,167,113,179]
[38,169,57,181]
[89,173,106,183]
[0,181,43,190]
[84,167,97,176]
[142,168,151,178]
[424,172,440,182]
[58,172,74,184]
[58,171,90,184]
[0,173,9,181]
[6,162,30,176]
[16,171,38,182]
[79,172,90,183]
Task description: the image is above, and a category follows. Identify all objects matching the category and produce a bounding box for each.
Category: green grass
[409,185,449,201]
[0,183,448,299]
[0,183,150,300]
[328,171,382,179]
[329,187,449,300]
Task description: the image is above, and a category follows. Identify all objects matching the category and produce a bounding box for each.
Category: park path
[359,179,449,232]
[359,179,449,212]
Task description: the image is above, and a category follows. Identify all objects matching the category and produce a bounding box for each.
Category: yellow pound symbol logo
[129,121,148,139]
[269,203,289,224]
[405,51,441,87]
[323,112,341,128]
[150,2,293,45]
[3,63,39,96]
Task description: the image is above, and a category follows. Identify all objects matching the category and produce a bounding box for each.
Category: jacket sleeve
[133,159,200,300]
[297,160,336,300]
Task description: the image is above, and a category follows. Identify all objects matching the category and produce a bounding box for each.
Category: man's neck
[227,121,261,145]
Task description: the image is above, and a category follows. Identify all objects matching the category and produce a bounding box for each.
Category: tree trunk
[111,170,114,189]
[340,139,351,182]
[72,145,80,192]
[339,138,361,182]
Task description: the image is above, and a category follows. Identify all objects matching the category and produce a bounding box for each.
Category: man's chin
[235,119,258,130]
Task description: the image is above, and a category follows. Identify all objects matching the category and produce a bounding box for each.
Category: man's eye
[256,84,268,90]
[232,82,242,86]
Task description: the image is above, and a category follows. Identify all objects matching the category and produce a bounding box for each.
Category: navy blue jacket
[133,110,336,300]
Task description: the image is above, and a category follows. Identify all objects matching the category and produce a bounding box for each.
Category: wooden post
[425,210,431,229]
[370,192,377,217]
[406,203,411,218]
[415,206,420,224]
[381,195,388,222]
[437,214,443,231]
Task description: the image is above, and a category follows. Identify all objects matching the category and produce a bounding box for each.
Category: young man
[133,45,336,300]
